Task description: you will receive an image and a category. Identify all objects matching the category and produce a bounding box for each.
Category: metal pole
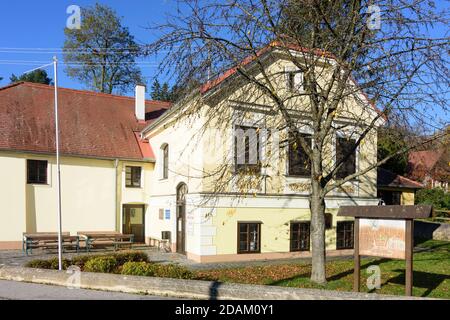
[53,56,63,271]
[353,217,360,292]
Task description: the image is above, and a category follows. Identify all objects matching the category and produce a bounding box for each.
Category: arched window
[161,144,169,179]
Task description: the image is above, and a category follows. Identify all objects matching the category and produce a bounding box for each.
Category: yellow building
[1,46,390,262]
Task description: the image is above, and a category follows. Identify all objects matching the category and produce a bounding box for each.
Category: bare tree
[146,0,449,284]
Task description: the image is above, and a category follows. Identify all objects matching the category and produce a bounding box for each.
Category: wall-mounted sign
[359,219,406,259]
[165,209,170,220]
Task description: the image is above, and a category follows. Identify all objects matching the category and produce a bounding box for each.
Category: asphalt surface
[0,280,177,300]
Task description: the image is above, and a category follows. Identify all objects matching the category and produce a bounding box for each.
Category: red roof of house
[377,168,423,189]
[0,82,170,160]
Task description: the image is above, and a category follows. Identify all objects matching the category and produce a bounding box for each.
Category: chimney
[135,84,146,122]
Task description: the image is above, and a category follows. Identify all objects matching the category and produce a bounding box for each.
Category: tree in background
[147,0,449,284]
[378,125,411,175]
[150,79,181,102]
[63,3,143,94]
[416,188,450,211]
[10,69,52,85]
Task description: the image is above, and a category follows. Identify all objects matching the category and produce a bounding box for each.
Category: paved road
[0,280,177,300]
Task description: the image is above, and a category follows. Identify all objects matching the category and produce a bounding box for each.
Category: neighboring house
[377,168,423,205]
[407,149,449,191]
[0,82,169,250]
[1,46,385,262]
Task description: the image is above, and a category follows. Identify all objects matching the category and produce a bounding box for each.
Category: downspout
[114,159,120,232]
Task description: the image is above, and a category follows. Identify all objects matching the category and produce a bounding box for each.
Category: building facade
[1,48,386,262]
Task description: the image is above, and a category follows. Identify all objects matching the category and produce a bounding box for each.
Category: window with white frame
[285,66,304,92]
[288,131,312,177]
[234,125,261,173]
[335,136,357,179]
[160,144,169,179]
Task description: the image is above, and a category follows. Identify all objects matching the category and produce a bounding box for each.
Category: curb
[0,265,431,300]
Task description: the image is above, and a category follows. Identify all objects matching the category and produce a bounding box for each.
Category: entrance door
[123,204,145,243]
[176,183,188,254]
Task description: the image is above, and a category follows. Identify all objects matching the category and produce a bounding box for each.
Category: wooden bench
[23,232,79,255]
[77,232,134,252]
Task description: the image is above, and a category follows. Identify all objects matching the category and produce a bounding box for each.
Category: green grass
[195,240,450,298]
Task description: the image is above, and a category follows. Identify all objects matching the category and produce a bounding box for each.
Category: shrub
[26,258,70,270]
[416,188,450,210]
[26,259,52,269]
[113,250,148,265]
[154,264,194,279]
[121,261,156,277]
[121,262,193,279]
[84,256,117,273]
[71,254,103,269]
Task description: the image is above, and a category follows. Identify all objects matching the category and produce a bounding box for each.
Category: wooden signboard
[359,218,406,259]
[338,205,432,296]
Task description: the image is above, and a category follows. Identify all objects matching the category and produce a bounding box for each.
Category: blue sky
[0,0,178,96]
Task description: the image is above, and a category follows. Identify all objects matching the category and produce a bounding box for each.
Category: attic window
[286,68,304,92]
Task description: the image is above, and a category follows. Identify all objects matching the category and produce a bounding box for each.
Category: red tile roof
[0,82,170,160]
[377,168,423,189]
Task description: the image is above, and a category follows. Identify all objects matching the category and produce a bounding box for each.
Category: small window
[125,166,141,188]
[27,160,48,184]
[336,221,354,250]
[336,136,357,179]
[162,144,169,179]
[286,69,304,92]
[234,125,261,173]
[238,222,261,254]
[288,132,311,177]
[290,221,310,252]
[325,213,333,230]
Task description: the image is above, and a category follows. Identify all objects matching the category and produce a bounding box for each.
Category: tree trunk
[310,146,327,284]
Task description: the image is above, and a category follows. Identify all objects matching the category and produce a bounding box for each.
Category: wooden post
[405,219,414,296]
[353,217,360,292]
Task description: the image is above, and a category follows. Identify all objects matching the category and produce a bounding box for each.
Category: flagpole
[53,56,63,271]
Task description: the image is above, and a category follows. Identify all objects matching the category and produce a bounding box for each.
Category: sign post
[338,205,432,296]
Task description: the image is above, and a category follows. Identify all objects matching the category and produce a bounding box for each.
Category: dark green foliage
[377,126,410,175]
[415,188,450,211]
[83,256,117,273]
[150,79,179,102]
[10,70,52,85]
[121,262,194,279]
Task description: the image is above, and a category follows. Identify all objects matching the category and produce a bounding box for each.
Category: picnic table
[23,232,79,255]
[77,232,134,252]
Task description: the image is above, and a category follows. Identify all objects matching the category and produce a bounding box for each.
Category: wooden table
[23,233,79,255]
[77,232,134,252]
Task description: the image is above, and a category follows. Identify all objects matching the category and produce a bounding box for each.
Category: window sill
[237,251,261,254]
[125,186,142,189]
[27,182,48,185]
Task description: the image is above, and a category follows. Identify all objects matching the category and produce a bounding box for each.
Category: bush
[84,256,117,273]
[121,262,193,279]
[113,251,148,265]
[415,188,450,211]
[121,261,156,277]
[154,264,194,279]
[26,259,52,269]
[26,258,70,270]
